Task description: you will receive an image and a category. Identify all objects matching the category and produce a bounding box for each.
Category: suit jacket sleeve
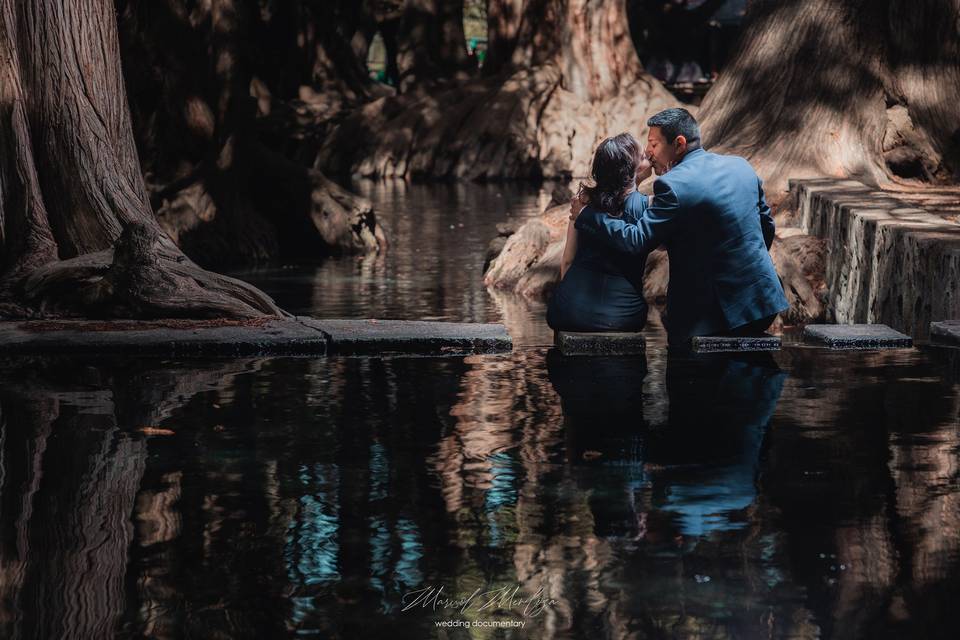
[758,177,775,250]
[574,180,682,255]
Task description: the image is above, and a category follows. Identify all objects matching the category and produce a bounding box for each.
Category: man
[572,108,789,348]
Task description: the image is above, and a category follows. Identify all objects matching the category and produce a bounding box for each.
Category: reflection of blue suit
[649,353,787,536]
[545,349,786,539]
[575,148,789,346]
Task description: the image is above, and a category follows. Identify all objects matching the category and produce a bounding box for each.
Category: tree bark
[116,0,385,271]
[319,0,680,181]
[698,0,960,194]
[394,0,471,92]
[484,0,526,76]
[0,0,283,319]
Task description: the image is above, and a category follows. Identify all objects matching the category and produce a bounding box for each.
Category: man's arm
[574,180,682,255]
[758,177,775,250]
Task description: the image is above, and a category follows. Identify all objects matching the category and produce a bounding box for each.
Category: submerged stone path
[555,331,646,356]
[791,179,960,340]
[0,318,512,357]
[802,324,913,349]
[691,335,782,353]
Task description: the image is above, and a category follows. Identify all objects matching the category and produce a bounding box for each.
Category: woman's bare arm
[560,219,578,280]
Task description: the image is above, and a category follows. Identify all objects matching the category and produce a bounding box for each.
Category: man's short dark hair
[647,108,701,149]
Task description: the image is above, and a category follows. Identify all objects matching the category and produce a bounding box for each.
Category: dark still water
[2,185,960,639]
[233,180,557,347]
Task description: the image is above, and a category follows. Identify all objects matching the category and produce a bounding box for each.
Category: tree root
[18,223,286,319]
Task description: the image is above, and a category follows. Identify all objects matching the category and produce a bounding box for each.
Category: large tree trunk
[395,0,471,92]
[116,0,385,271]
[698,0,960,195]
[319,0,680,181]
[483,0,526,76]
[0,0,283,319]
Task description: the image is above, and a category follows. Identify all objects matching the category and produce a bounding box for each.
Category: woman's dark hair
[579,133,641,218]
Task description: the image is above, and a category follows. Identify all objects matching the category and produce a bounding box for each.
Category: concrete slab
[691,335,781,353]
[299,318,512,355]
[0,318,513,357]
[803,324,913,349]
[930,320,960,346]
[0,318,328,356]
[554,331,646,356]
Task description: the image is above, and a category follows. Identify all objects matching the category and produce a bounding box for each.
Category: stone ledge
[555,331,646,356]
[930,320,960,346]
[791,178,960,340]
[802,324,913,349]
[298,318,512,355]
[691,335,781,353]
[0,318,512,357]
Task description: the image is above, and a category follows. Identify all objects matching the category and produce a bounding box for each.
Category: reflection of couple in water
[547,108,789,348]
[547,348,786,538]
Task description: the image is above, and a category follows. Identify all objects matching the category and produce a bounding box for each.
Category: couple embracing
[547,108,789,348]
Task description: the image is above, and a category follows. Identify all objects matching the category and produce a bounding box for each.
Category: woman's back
[547,191,649,333]
[572,191,648,288]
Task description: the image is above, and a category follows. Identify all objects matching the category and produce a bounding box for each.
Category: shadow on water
[1,343,959,638]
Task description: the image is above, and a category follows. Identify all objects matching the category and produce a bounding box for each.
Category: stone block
[300,318,512,355]
[802,324,912,349]
[0,318,329,356]
[691,335,781,353]
[930,320,960,346]
[0,318,513,357]
[555,331,646,356]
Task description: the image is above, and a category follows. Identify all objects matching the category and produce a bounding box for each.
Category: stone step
[802,324,913,349]
[691,335,781,353]
[0,318,512,357]
[555,331,646,356]
[930,320,960,346]
[791,178,960,341]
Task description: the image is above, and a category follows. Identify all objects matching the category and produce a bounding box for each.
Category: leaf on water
[582,450,603,461]
[138,426,176,436]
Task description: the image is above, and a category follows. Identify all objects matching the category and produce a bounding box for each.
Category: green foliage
[463,0,487,41]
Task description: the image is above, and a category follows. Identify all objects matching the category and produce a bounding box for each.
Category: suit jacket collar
[677,147,706,165]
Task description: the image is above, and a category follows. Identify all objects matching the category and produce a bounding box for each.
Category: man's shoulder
[678,150,760,187]
[708,150,759,177]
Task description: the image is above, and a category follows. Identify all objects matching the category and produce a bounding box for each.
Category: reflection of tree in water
[764,349,960,640]
[4,348,960,637]
[429,349,799,637]
[0,356,258,639]
[433,350,636,637]
[546,349,812,637]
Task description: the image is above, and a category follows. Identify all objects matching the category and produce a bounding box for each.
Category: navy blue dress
[547,191,648,332]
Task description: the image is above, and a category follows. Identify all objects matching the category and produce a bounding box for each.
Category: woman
[547,133,652,332]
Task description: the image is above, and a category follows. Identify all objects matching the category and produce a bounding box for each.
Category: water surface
[1,184,959,639]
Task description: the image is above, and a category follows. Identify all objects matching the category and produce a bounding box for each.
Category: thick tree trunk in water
[117,0,385,270]
[698,0,960,194]
[396,0,471,92]
[484,0,526,76]
[319,0,679,180]
[0,0,282,319]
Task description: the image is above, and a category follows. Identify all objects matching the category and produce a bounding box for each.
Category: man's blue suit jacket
[574,147,789,346]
